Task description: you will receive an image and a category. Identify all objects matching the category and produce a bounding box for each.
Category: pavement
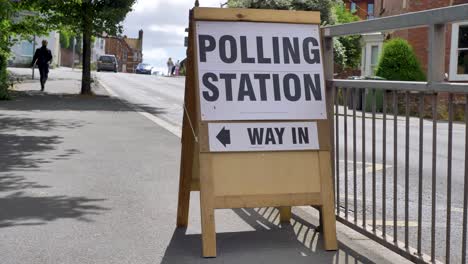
[94,68,467,263]
[0,67,413,264]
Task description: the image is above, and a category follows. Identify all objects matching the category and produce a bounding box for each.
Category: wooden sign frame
[177,7,337,257]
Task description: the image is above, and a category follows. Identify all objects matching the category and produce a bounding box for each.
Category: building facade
[8,11,60,67]
[375,0,468,81]
[344,0,375,20]
[343,1,381,77]
[10,31,61,67]
[104,30,143,73]
[92,37,106,63]
[60,37,105,68]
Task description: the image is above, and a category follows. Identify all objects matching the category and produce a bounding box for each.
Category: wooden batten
[177,7,337,257]
[209,151,321,196]
[193,7,321,24]
[215,193,322,209]
[198,120,331,153]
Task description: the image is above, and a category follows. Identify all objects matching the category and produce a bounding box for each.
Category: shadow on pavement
[0,113,82,178]
[0,114,85,131]
[161,208,374,264]
[0,191,108,228]
[0,134,63,172]
[0,99,110,229]
[0,173,50,193]
[1,90,167,115]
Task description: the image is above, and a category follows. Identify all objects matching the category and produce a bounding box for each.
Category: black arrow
[216,127,231,147]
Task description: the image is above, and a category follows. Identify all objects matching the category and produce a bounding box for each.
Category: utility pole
[32,35,36,80]
[72,37,76,70]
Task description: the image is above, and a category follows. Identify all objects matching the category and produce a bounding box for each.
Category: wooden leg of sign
[316,206,323,232]
[177,10,197,228]
[319,151,338,251]
[199,153,217,257]
[176,164,192,227]
[279,206,292,223]
[176,121,194,228]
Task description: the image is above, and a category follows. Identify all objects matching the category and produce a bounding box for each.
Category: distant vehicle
[135,63,153,75]
[97,55,118,72]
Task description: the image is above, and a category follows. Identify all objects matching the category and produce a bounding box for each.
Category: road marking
[99,80,182,138]
[100,78,468,217]
[338,160,392,174]
[363,220,418,227]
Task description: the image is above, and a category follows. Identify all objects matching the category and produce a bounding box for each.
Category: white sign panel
[208,122,319,152]
[196,21,326,121]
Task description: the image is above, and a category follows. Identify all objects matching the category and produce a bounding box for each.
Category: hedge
[375,38,426,81]
[0,53,9,100]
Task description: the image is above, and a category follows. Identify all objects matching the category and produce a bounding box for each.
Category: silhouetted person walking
[32,40,53,91]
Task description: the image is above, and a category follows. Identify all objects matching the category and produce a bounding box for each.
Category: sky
[123,0,223,73]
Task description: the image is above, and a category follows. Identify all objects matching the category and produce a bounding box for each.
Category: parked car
[135,63,153,75]
[97,55,118,72]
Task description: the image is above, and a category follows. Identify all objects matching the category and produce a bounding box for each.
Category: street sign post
[196,21,326,121]
[208,122,320,152]
[177,7,337,257]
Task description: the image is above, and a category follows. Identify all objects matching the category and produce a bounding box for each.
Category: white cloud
[143,48,180,74]
[124,0,223,69]
[133,0,223,13]
[144,48,168,61]
[132,0,160,13]
[149,24,186,36]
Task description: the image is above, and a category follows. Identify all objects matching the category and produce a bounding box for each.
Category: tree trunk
[81,2,92,95]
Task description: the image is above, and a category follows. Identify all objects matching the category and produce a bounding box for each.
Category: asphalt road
[334,108,467,263]
[5,67,460,262]
[96,71,467,263]
[97,71,185,132]
[2,68,416,264]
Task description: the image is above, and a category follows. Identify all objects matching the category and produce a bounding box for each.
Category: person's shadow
[161,207,375,264]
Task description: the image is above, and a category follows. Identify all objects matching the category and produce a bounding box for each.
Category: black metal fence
[322,4,468,264]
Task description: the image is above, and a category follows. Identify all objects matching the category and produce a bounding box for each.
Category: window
[367,3,374,19]
[19,40,34,57]
[449,22,468,81]
[370,45,379,75]
[360,33,384,77]
[350,2,357,13]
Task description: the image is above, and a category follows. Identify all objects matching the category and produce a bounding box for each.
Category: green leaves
[375,38,426,81]
[227,0,340,25]
[16,0,136,36]
[226,1,361,69]
[332,3,361,69]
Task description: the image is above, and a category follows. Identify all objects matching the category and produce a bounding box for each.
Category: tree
[227,1,363,70]
[375,38,426,81]
[227,0,338,25]
[20,0,137,95]
[0,0,12,99]
[0,0,51,100]
[60,30,71,49]
[332,4,361,69]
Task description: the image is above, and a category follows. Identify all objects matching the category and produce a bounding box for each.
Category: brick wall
[375,0,468,118]
[104,36,143,73]
[345,0,373,20]
[374,0,407,16]
[377,0,468,74]
[105,38,124,72]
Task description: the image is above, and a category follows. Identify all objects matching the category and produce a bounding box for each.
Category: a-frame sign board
[177,7,338,257]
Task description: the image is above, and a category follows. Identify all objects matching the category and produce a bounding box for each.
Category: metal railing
[322,4,468,264]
